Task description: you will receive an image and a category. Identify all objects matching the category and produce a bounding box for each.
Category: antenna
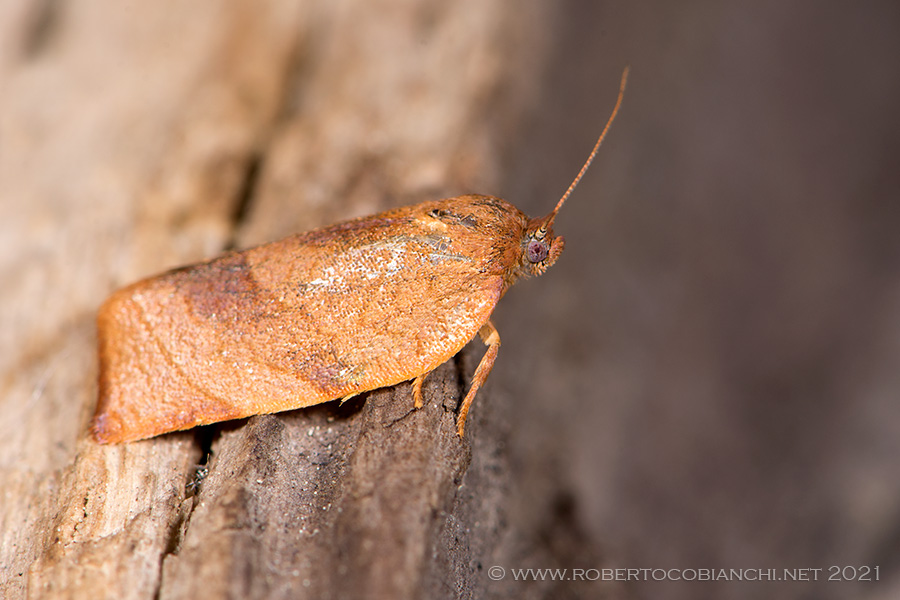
[548,66,629,222]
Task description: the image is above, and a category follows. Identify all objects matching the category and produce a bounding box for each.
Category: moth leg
[412,371,429,409]
[340,392,358,405]
[457,320,501,437]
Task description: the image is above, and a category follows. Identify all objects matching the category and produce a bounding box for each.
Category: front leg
[457,320,501,437]
[411,371,428,409]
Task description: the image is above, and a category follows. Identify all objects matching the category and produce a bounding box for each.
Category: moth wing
[93,228,503,443]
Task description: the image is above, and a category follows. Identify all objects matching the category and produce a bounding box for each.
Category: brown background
[2,1,899,599]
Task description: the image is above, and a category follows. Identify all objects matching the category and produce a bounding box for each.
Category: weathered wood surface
[1,1,594,598]
[6,1,900,600]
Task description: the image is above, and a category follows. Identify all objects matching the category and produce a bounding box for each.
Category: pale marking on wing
[301,237,471,292]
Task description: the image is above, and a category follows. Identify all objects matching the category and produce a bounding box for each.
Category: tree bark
[0,1,594,599]
[10,2,899,600]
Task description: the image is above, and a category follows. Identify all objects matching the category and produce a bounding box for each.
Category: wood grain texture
[2,1,607,599]
[10,2,899,599]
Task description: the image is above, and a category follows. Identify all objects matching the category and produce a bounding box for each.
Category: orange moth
[91,69,628,443]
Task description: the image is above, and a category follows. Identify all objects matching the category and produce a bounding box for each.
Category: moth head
[521,216,565,277]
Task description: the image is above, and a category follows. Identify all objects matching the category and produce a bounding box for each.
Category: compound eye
[526,239,550,263]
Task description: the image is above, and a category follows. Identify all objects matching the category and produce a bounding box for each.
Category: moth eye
[526,239,550,263]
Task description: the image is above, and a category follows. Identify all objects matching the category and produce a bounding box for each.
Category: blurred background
[2,1,899,599]
[494,1,900,599]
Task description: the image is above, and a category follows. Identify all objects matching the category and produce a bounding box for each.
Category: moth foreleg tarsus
[456,320,501,437]
[411,371,430,409]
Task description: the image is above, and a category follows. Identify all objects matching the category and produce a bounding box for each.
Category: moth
[91,69,628,443]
